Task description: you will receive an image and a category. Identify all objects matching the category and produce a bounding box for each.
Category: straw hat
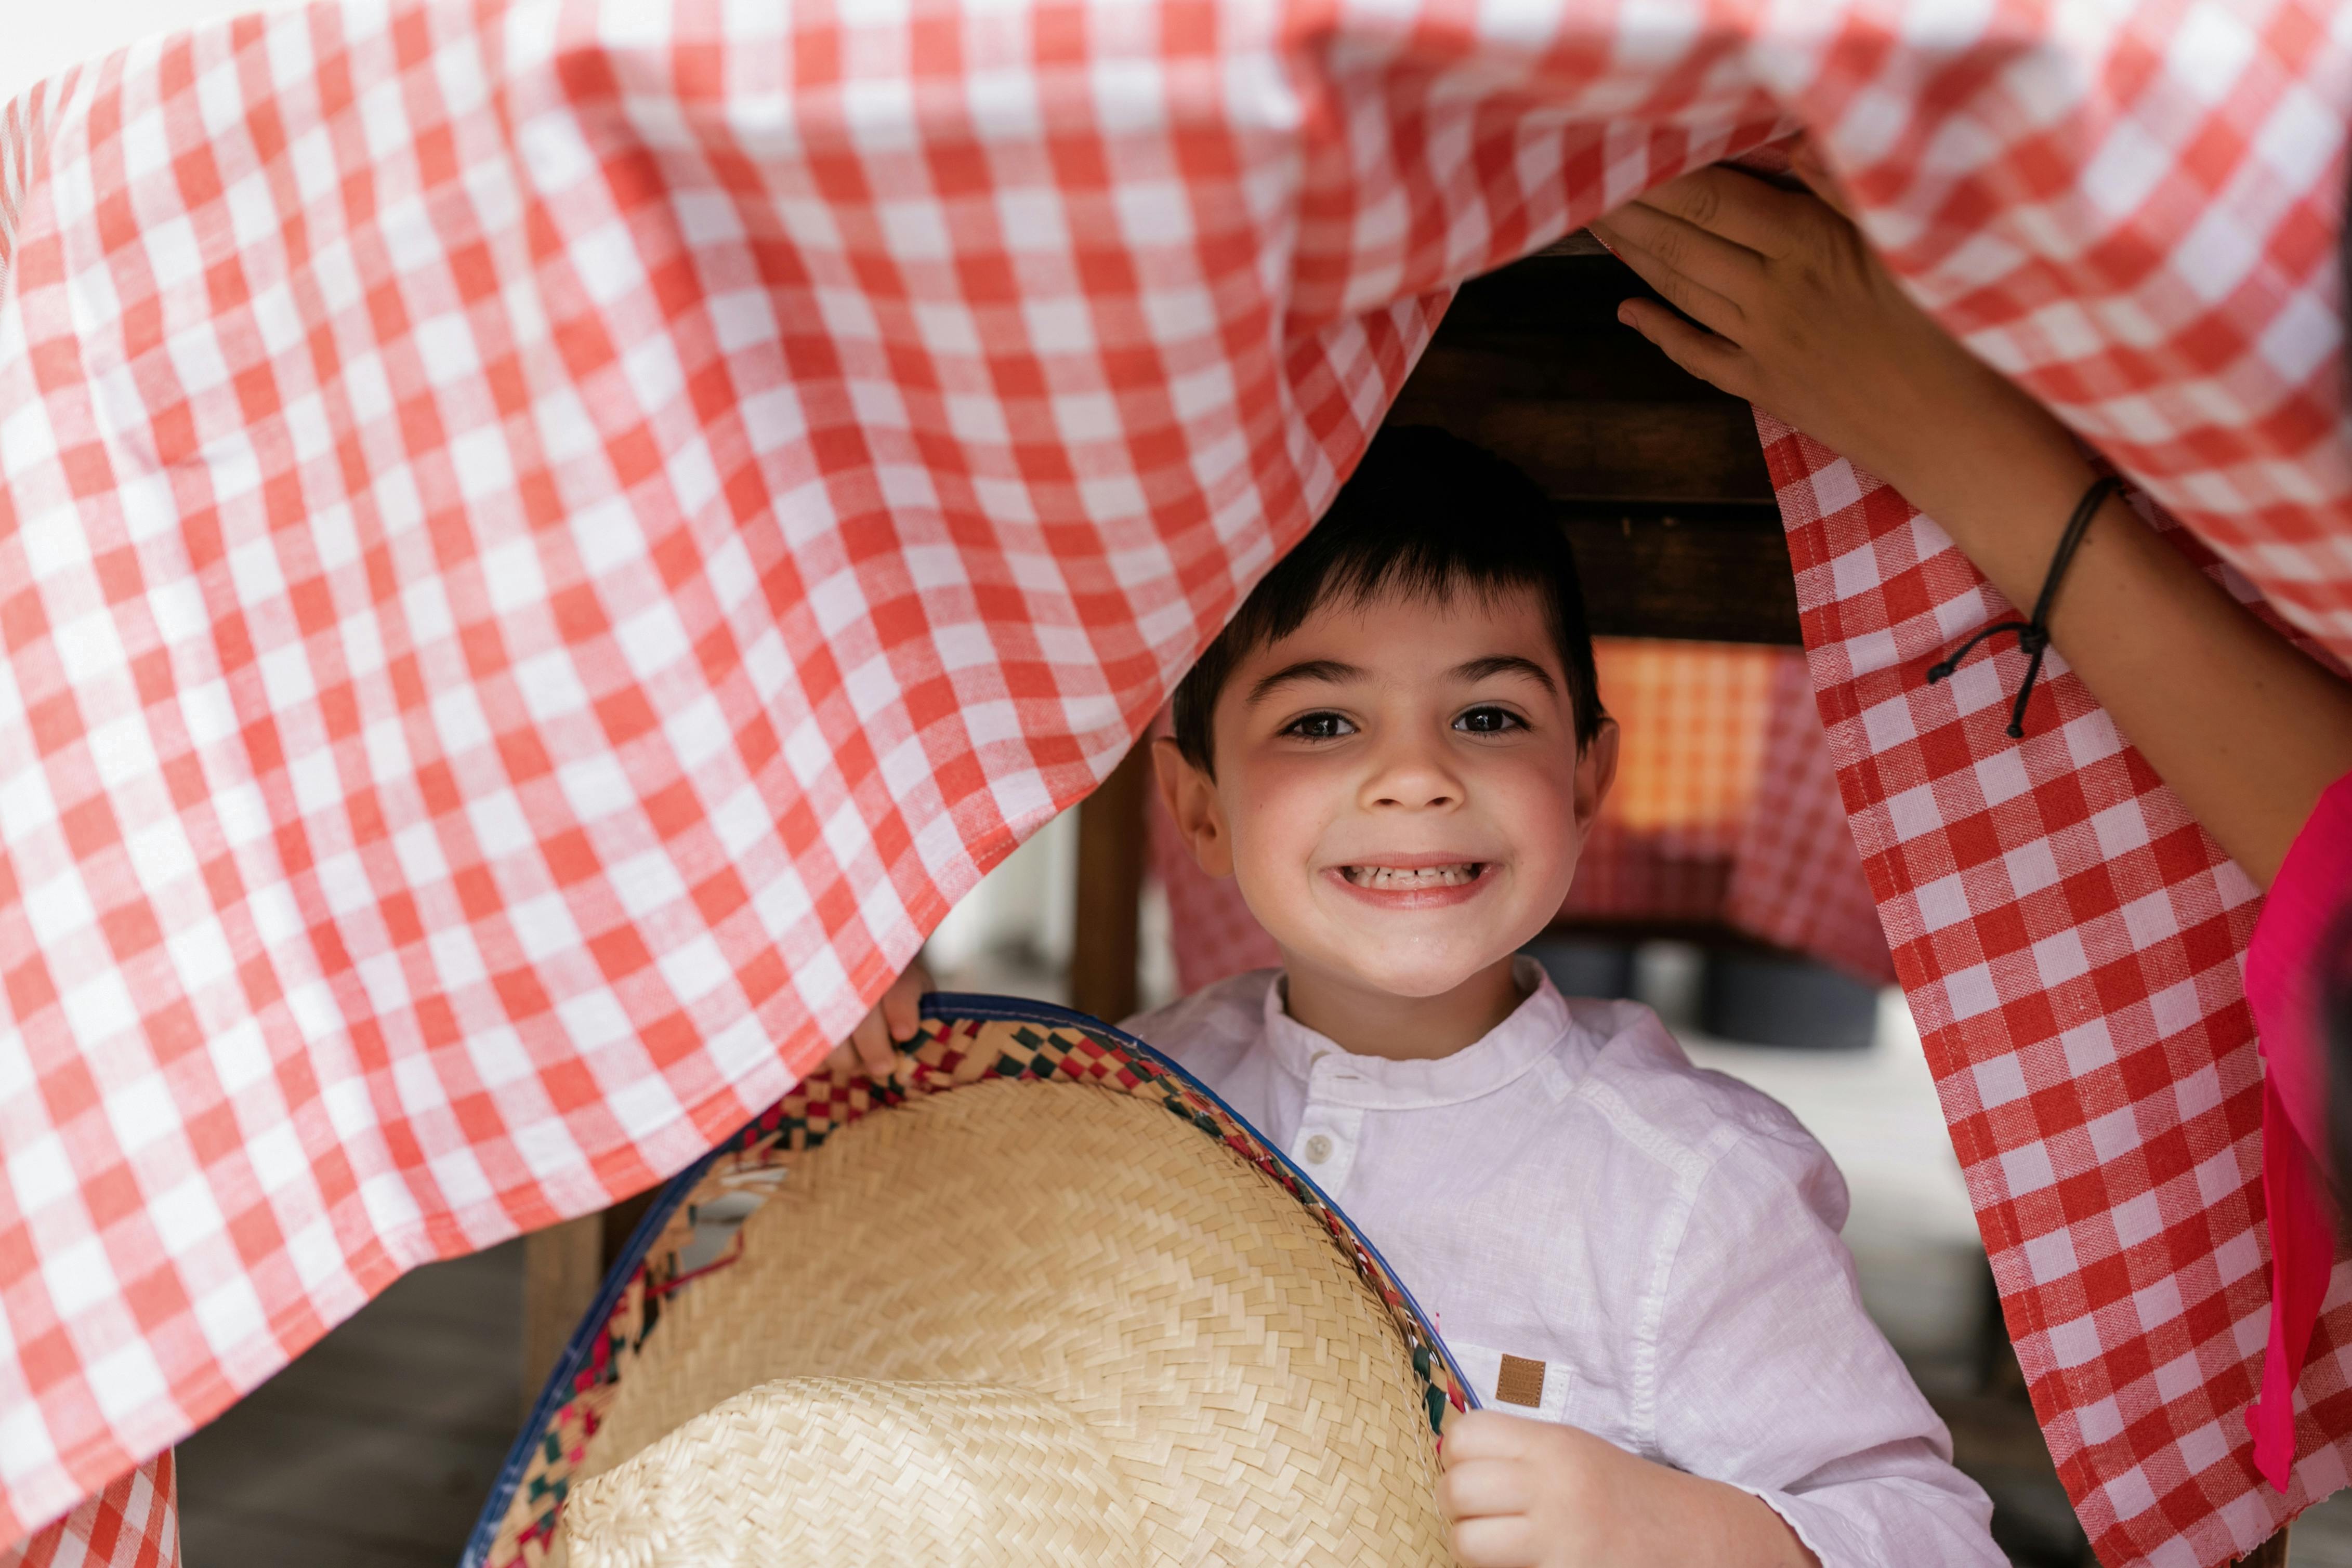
[467,997,1473,1568]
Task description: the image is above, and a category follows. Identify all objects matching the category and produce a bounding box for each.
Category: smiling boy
[1124,427,2002,1567]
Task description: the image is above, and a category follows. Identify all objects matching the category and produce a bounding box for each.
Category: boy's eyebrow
[1453,654,1558,693]
[1246,658,1365,705]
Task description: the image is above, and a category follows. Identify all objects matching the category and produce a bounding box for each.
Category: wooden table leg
[1068,740,1151,1024]
[520,1213,603,1418]
[2238,1524,2290,1566]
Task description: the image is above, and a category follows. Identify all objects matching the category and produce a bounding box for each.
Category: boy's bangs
[1326,551,1554,629]
[1171,427,1604,773]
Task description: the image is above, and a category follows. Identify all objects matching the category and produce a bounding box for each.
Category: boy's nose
[1360,744,1463,811]
[1368,778,1458,809]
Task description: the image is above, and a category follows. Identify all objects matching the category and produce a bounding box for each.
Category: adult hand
[1585,148,2078,511]
[1588,143,2352,890]
[1440,1409,1817,1568]
[820,959,933,1082]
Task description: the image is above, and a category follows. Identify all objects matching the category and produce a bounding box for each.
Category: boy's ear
[1573,718,1621,836]
[1151,736,1234,879]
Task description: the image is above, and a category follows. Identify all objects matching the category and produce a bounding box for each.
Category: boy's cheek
[1488,773,1593,887]
[1227,768,1345,867]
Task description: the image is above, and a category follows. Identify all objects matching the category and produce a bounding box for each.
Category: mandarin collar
[1257,957,1587,1109]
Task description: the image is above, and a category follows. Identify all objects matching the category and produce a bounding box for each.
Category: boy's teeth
[1344,863,1480,888]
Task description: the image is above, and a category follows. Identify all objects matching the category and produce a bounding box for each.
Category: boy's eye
[1453,706,1524,734]
[1284,711,1357,741]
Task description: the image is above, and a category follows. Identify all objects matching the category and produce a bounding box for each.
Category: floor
[172,963,2352,1565]
[175,1242,522,1567]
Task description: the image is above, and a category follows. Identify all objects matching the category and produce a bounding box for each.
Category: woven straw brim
[565,1079,1452,1566]
[566,1378,1140,1566]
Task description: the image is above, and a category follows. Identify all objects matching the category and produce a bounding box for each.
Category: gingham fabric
[1764,412,2352,1566]
[1560,641,1778,926]
[0,1455,174,1568]
[1146,640,1895,997]
[1566,641,1895,985]
[1723,649,1897,985]
[2,1,2349,1562]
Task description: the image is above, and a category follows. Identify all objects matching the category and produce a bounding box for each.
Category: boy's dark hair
[1172,426,1605,773]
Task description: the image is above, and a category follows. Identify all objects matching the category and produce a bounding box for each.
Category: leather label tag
[1494,1354,1547,1408]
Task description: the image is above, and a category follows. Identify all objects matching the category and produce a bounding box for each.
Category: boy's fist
[820,960,933,1083]
[1439,1409,1817,1568]
[1441,1410,1641,1567]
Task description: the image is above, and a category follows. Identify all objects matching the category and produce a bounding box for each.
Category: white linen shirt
[1123,964,2001,1568]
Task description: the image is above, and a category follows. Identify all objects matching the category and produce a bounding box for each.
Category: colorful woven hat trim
[465,994,1477,1568]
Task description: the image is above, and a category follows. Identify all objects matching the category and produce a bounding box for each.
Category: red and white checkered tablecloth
[1559,641,1780,928]
[1566,640,1897,986]
[1767,414,2352,1566]
[1,1,2347,1562]
[1723,649,1897,985]
[0,1455,174,1568]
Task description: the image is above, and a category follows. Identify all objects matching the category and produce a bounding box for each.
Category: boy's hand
[819,960,933,1083]
[1441,1411,1639,1567]
[1440,1410,1818,1568]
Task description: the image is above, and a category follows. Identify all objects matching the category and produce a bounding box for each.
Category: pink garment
[2245,769,2352,1488]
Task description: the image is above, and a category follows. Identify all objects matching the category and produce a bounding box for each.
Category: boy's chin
[1300,945,1515,1003]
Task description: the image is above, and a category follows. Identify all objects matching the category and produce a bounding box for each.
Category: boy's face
[1157,583,1617,1005]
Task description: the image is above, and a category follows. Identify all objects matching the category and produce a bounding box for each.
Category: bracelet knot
[1923,476,2122,740]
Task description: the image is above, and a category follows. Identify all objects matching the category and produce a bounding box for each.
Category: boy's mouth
[1326,859,1495,911]
[1338,862,1485,889]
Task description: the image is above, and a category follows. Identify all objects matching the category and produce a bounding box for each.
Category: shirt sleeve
[1648,1127,2004,1568]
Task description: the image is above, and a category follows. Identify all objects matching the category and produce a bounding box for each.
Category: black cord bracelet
[1925,473,2124,739]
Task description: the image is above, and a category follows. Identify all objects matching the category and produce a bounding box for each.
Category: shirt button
[1303,1134,1334,1164]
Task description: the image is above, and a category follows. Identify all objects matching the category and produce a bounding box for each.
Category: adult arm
[1586,155,2352,888]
